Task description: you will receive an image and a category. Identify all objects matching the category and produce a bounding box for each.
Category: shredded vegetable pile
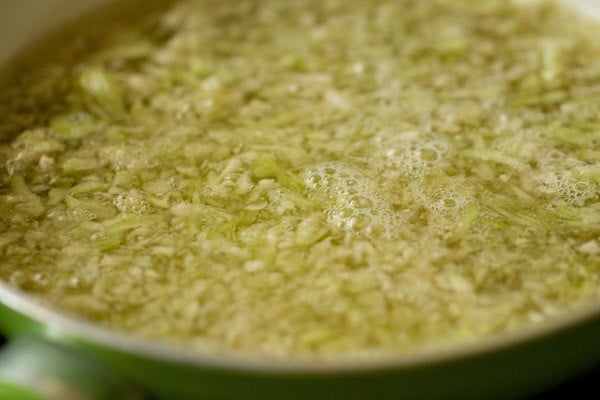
[1,0,599,358]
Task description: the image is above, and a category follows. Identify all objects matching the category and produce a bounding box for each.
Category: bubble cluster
[113,189,151,214]
[303,162,399,238]
[535,171,597,207]
[411,177,475,221]
[560,180,597,207]
[372,130,452,178]
[534,153,598,207]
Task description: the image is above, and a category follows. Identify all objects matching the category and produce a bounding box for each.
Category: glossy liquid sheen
[0,0,599,359]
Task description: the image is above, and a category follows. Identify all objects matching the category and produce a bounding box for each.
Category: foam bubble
[534,171,597,206]
[534,153,598,207]
[372,130,452,178]
[113,189,151,214]
[557,178,597,207]
[303,162,399,238]
[411,178,475,220]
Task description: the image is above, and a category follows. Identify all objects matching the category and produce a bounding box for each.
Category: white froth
[534,152,598,207]
[303,162,400,238]
[411,177,475,221]
[372,130,452,178]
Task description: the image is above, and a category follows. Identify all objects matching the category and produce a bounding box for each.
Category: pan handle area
[0,335,144,400]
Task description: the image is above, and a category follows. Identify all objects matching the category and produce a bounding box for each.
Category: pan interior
[0,0,599,363]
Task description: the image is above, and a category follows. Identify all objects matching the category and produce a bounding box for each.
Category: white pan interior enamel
[2,0,600,66]
[0,0,111,66]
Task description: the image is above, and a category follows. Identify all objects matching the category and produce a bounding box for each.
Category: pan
[0,1,599,399]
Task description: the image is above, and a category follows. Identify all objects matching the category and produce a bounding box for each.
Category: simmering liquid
[0,0,599,358]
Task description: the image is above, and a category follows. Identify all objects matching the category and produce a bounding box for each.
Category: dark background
[0,334,597,399]
[534,365,600,399]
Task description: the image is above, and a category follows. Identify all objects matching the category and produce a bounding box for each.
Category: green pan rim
[0,280,599,374]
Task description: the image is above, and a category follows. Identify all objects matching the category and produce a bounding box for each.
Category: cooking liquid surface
[0,0,599,359]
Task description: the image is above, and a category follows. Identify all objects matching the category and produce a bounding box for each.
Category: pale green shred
[79,68,126,119]
[0,0,599,359]
[9,175,45,218]
[251,154,305,193]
